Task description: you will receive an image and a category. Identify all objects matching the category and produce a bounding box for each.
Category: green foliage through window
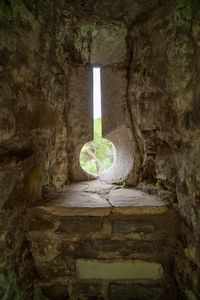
[80,118,116,175]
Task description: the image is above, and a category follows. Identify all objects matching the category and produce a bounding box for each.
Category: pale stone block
[76,259,164,280]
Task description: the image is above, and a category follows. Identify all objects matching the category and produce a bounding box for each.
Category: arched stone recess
[67,21,141,184]
[67,66,94,181]
[100,65,135,184]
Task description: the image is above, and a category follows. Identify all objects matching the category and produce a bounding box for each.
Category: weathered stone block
[61,239,94,258]
[109,282,169,300]
[174,255,200,298]
[0,109,15,142]
[73,281,103,300]
[76,259,164,280]
[62,238,156,259]
[40,282,69,300]
[56,216,103,234]
[28,232,60,259]
[111,217,155,234]
[27,216,55,231]
[90,22,127,65]
[93,238,155,257]
[36,255,75,279]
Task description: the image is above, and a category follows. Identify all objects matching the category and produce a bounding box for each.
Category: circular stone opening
[79,138,116,176]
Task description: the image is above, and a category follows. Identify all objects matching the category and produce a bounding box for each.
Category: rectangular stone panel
[93,238,155,256]
[56,216,103,234]
[73,281,104,299]
[76,259,163,280]
[109,282,169,300]
[111,217,156,234]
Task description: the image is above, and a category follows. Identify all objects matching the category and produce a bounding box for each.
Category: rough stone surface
[25,181,178,299]
[0,0,200,299]
[126,2,200,299]
[109,282,174,300]
[72,281,104,300]
[40,282,69,300]
[35,180,170,216]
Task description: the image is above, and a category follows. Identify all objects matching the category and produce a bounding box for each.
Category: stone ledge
[32,180,170,217]
[25,181,178,300]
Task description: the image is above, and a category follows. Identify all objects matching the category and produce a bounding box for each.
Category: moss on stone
[176,0,198,9]
[185,289,198,300]
[184,246,196,263]
[10,0,35,26]
[176,0,200,20]
[0,271,27,300]
[0,1,11,21]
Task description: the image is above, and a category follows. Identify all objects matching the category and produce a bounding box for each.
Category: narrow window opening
[80,67,116,176]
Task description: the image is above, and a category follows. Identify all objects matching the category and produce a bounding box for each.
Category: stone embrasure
[26,180,179,299]
[1,0,200,298]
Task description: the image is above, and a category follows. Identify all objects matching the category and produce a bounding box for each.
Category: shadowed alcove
[0,1,200,299]
[67,22,136,184]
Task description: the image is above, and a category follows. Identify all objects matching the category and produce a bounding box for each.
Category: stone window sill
[32,180,170,217]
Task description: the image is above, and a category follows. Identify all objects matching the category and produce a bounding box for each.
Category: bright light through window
[93,67,101,119]
[80,67,116,176]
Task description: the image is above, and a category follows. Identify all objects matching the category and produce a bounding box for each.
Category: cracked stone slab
[109,188,170,215]
[39,189,111,216]
[34,181,170,216]
[83,180,116,194]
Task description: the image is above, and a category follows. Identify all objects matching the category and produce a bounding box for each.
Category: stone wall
[0,1,69,297]
[0,0,200,299]
[26,199,178,300]
[127,1,200,298]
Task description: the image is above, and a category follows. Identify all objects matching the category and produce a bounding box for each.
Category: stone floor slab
[35,180,170,216]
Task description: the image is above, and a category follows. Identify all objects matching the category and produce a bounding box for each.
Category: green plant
[156,179,162,189]
[80,118,115,175]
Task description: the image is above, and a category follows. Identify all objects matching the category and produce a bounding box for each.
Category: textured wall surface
[0,0,200,299]
[0,1,69,298]
[127,2,200,298]
[25,185,178,300]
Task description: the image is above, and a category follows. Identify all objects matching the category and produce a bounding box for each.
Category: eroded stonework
[25,181,179,300]
[0,0,200,299]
